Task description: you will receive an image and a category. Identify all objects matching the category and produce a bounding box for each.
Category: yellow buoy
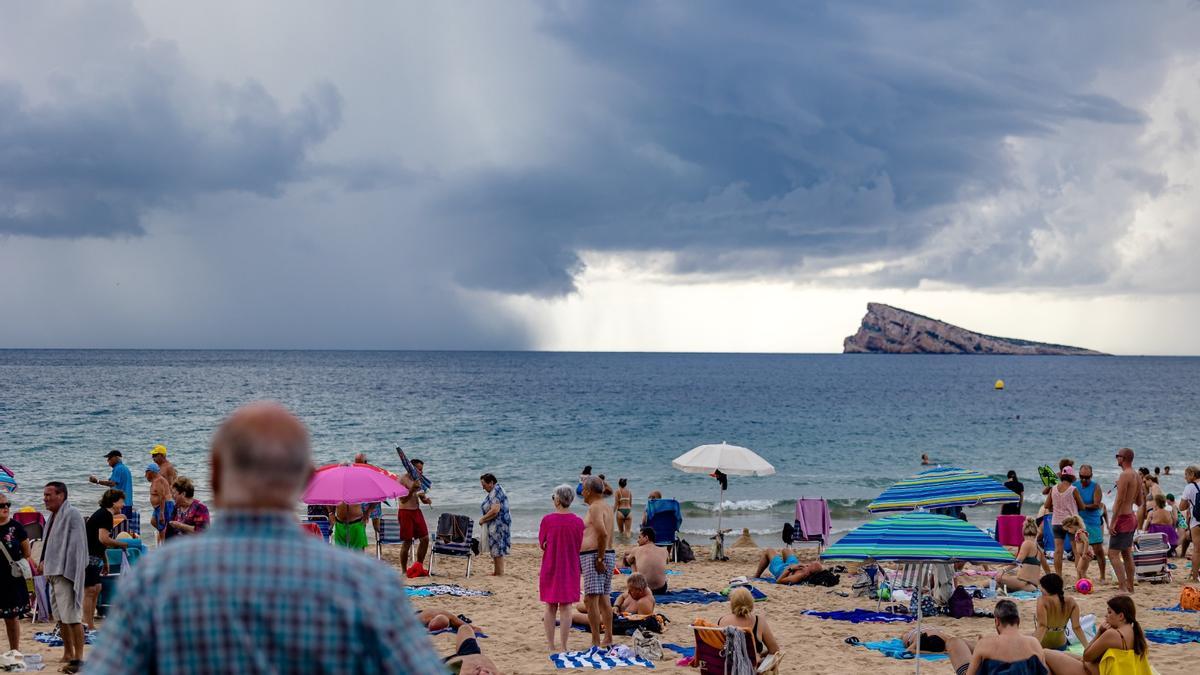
[994,379,1005,390]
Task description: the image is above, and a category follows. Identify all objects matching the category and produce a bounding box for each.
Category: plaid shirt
[86,511,447,674]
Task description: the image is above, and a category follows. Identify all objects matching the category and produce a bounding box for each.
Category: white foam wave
[689,499,785,512]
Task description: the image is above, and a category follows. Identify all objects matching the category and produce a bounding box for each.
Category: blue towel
[1152,604,1199,613]
[858,638,948,661]
[429,628,488,638]
[1145,628,1200,645]
[663,643,694,658]
[1007,591,1041,600]
[803,609,913,624]
[610,587,764,605]
[550,647,655,669]
[406,584,492,598]
[619,567,681,576]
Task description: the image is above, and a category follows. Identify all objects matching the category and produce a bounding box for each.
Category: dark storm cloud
[0,62,340,237]
[429,0,1184,295]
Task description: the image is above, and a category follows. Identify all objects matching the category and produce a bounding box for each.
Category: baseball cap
[145,463,160,473]
[151,445,168,456]
[104,450,123,459]
[1061,466,1076,477]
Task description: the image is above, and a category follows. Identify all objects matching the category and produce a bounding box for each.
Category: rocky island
[843,303,1105,355]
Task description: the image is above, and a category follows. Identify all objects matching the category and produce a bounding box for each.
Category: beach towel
[795,498,831,539]
[850,638,947,661]
[802,609,913,624]
[1007,590,1041,601]
[34,630,96,647]
[405,584,491,598]
[40,501,89,612]
[611,587,763,605]
[1145,628,1200,645]
[550,647,655,669]
[1151,604,1199,613]
[618,568,681,576]
[663,643,694,658]
[428,628,488,638]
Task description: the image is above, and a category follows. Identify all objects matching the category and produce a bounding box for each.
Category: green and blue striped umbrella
[820,512,1015,564]
[867,466,1019,513]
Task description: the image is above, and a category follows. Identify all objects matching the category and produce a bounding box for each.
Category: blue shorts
[769,554,799,579]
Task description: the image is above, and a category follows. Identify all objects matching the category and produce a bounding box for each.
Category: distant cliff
[843,303,1105,355]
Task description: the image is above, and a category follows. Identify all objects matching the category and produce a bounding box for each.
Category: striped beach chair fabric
[376,516,407,560]
[1133,532,1170,583]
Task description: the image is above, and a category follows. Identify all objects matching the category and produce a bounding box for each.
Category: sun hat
[151,445,167,456]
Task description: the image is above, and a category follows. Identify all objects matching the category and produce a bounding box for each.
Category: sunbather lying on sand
[753,547,825,584]
[418,609,485,635]
[444,623,503,675]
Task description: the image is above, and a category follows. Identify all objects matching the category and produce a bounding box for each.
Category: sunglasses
[0,504,10,509]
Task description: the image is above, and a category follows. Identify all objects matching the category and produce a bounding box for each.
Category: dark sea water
[1,350,1197,541]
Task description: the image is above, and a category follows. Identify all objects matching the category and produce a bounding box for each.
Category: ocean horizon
[2,349,1197,543]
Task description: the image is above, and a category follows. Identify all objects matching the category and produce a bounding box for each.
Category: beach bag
[674,538,695,563]
[1180,586,1200,611]
[0,542,21,579]
[908,594,938,618]
[632,629,664,661]
[614,613,669,636]
[801,569,840,587]
[948,586,974,618]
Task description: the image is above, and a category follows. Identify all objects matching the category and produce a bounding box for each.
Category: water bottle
[989,576,996,596]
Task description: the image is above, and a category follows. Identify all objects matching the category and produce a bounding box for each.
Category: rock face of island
[843,303,1105,355]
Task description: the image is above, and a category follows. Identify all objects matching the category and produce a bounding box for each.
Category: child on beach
[1060,515,1092,581]
[539,485,585,652]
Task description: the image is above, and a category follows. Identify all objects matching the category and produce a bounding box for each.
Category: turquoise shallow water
[1,350,1197,541]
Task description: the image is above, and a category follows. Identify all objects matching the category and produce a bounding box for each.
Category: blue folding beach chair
[429,513,475,578]
[376,515,406,560]
[647,499,683,562]
[303,515,332,544]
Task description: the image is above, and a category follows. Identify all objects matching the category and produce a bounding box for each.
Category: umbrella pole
[914,563,924,675]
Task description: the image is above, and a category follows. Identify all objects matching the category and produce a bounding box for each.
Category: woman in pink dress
[540,484,585,652]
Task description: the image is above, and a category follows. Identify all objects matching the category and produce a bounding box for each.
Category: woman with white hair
[539,484,585,652]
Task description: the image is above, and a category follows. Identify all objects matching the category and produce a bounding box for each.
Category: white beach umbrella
[671,442,775,538]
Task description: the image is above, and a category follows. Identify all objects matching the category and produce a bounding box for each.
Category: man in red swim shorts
[1107,447,1142,594]
[398,458,432,573]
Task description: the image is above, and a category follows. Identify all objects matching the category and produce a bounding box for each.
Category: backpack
[674,538,695,563]
[1190,482,1200,522]
[948,585,974,618]
[1181,586,1200,611]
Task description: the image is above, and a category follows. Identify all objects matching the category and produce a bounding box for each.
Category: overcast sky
[2,1,1199,354]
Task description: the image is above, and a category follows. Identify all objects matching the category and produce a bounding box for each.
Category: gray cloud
[0,46,339,237]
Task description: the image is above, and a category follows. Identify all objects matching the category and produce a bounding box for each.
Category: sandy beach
[8,537,1200,673]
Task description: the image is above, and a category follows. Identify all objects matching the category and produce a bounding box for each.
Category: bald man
[88,402,446,675]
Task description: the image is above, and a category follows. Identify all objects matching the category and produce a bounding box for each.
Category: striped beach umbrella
[867,466,1019,513]
[0,465,15,493]
[820,511,1016,564]
[821,512,1014,672]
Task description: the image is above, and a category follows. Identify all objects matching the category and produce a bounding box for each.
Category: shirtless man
[1107,447,1142,594]
[443,623,504,675]
[622,527,669,594]
[330,501,368,551]
[151,445,178,488]
[580,476,616,648]
[398,458,432,572]
[572,573,655,626]
[614,479,633,537]
[753,546,825,585]
[145,463,172,544]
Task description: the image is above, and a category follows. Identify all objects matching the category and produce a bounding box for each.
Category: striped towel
[405,584,492,598]
[550,647,655,669]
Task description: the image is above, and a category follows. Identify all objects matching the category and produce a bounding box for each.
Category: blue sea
[1,350,1197,542]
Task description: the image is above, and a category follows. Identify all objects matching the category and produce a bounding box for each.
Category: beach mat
[1145,628,1200,645]
[429,628,488,638]
[850,637,947,661]
[663,643,694,658]
[610,587,764,605]
[803,609,913,624]
[1152,604,1199,613]
[35,630,97,647]
[405,584,491,598]
[550,648,654,669]
[618,568,681,576]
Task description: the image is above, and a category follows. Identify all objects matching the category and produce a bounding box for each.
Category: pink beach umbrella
[303,463,409,505]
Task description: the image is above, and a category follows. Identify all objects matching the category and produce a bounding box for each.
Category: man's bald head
[211,402,312,510]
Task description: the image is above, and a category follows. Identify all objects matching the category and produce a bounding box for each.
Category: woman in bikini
[1034,573,1087,652]
[1042,595,1151,675]
[998,517,1043,592]
[614,479,633,538]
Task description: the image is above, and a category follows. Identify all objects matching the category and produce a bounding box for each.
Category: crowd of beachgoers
[0,402,1197,674]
